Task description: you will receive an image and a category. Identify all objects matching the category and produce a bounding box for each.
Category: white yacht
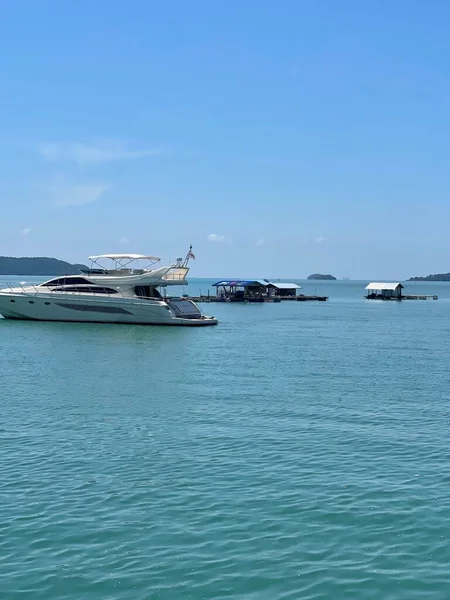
[0,249,218,326]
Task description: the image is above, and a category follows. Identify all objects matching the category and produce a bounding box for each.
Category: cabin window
[42,277,93,287]
[50,286,118,294]
[134,285,161,298]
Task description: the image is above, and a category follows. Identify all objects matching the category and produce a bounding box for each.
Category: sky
[0,0,449,279]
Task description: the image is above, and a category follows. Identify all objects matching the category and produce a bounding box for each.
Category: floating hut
[212,280,302,302]
[209,280,327,302]
[267,282,301,298]
[212,280,269,302]
[365,282,403,300]
[365,282,438,301]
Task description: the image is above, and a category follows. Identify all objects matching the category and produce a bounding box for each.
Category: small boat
[0,247,218,326]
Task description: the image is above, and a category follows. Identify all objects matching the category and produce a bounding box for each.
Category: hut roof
[212,279,269,287]
[268,282,301,290]
[365,282,403,291]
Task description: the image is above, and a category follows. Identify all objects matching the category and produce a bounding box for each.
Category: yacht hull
[0,294,218,326]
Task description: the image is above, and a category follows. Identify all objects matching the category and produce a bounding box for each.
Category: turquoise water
[2,278,450,599]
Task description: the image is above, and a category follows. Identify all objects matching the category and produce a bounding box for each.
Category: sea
[2,277,450,599]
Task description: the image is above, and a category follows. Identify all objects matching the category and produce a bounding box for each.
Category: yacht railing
[163,274,188,282]
[0,281,188,302]
[162,267,189,283]
[0,281,131,300]
[0,281,43,296]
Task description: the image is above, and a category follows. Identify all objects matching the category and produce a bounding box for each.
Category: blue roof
[213,279,269,287]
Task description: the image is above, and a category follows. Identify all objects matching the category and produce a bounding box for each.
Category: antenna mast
[182,245,195,267]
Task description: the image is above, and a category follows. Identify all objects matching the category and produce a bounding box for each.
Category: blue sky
[1,0,449,279]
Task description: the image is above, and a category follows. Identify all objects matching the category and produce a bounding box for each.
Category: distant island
[0,256,86,276]
[307,273,337,281]
[408,273,450,282]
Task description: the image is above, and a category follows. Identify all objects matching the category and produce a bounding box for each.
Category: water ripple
[2,296,450,598]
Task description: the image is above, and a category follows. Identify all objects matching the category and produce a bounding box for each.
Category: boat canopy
[87,253,161,270]
[85,247,193,275]
[88,253,161,262]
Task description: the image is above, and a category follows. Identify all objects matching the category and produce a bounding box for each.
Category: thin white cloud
[39,140,163,166]
[207,233,232,243]
[20,227,32,236]
[47,177,108,208]
[315,236,327,243]
[256,238,264,246]
[119,236,130,245]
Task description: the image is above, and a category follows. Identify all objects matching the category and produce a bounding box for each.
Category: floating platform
[188,295,328,303]
[297,295,328,301]
[365,294,438,301]
[404,295,438,300]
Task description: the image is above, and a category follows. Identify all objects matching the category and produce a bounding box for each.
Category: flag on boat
[188,248,196,260]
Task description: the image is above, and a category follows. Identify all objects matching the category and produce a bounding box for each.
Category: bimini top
[89,253,161,262]
[365,282,403,291]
